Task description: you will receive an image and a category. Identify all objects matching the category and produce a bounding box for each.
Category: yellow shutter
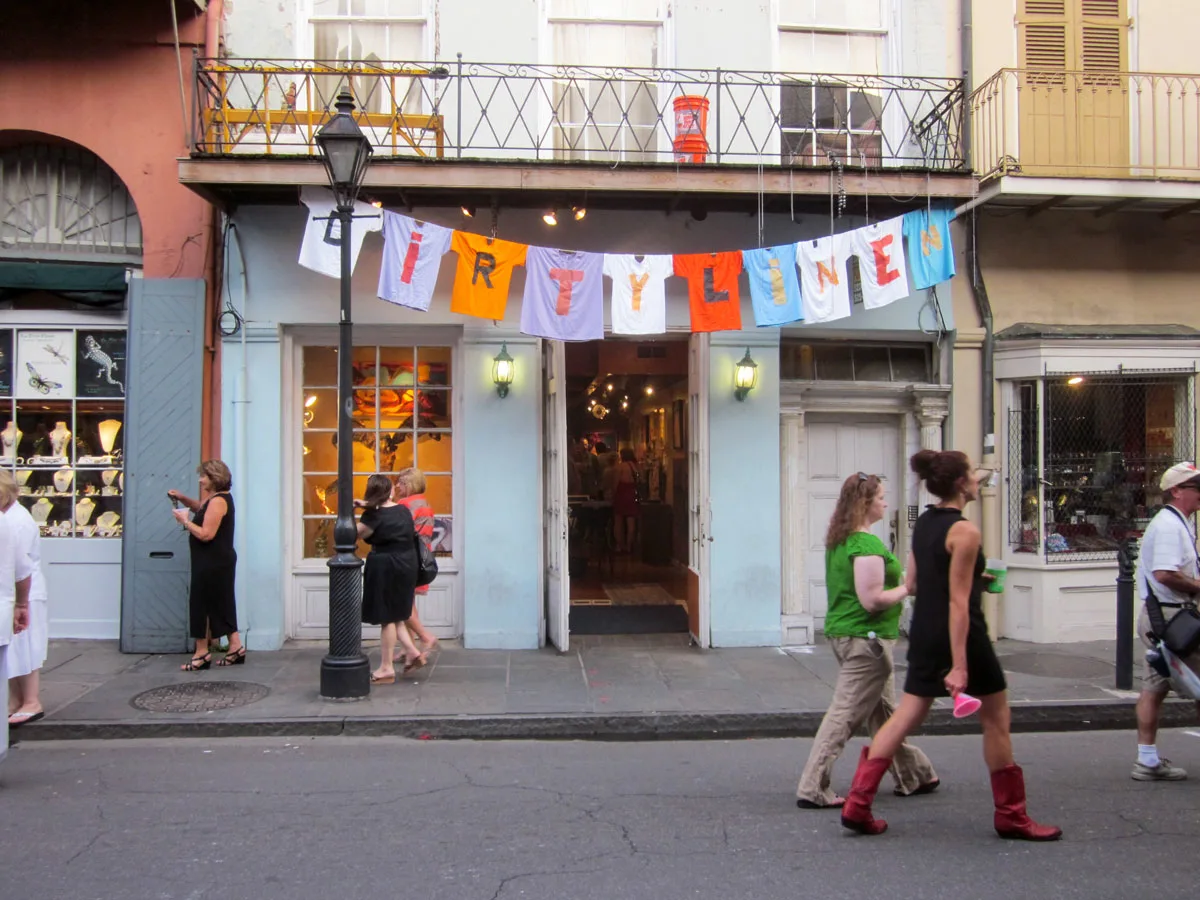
[1079,0,1128,76]
[1018,0,1070,74]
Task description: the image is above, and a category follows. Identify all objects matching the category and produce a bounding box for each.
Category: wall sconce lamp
[492,342,515,398]
[734,348,758,401]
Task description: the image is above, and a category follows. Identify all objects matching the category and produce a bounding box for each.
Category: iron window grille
[1008,371,1196,563]
[780,340,932,383]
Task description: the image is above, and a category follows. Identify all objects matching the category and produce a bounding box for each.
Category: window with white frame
[777,0,889,166]
[310,0,428,114]
[1007,372,1195,562]
[547,0,666,162]
[300,343,453,561]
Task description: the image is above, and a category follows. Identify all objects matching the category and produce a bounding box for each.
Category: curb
[12,698,1195,743]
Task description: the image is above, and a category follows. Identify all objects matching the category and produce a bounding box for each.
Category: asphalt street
[3,730,1199,900]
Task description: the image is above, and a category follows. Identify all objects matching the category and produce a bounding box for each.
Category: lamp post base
[319,652,371,700]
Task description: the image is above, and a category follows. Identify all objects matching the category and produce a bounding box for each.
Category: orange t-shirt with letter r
[673,251,744,332]
[450,232,528,321]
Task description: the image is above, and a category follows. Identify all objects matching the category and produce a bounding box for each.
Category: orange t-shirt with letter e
[673,251,744,333]
[450,232,528,321]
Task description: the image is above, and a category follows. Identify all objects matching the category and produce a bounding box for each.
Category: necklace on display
[0,421,19,458]
[53,468,75,494]
[76,497,96,526]
[31,497,53,526]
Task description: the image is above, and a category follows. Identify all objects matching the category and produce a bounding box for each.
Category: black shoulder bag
[414,533,439,588]
[1145,506,1200,657]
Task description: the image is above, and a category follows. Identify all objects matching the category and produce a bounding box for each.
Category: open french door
[686,334,711,647]
[542,338,570,651]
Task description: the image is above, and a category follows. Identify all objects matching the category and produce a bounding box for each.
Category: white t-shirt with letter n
[298,186,383,279]
[1136,504,1199,608]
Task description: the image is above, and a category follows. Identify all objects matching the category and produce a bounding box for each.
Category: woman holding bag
[356,474,424,684]
[394,467,439,661]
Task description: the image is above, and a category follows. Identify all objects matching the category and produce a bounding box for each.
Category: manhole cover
[997,652,1114,680]
[131,681,270,713]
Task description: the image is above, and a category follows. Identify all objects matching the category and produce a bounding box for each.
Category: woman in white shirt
[0,471,47,727]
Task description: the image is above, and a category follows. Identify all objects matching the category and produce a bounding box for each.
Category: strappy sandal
[181,652,212,672]
[216,647,247,667]
[402,653,428,674]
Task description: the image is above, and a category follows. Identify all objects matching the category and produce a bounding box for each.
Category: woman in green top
[795,473,940,809]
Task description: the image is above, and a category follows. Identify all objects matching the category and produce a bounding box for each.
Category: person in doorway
[840,450,1061,841]
[171,460,245,670]
[1,471,49,727]
[1131,461,1200,781]
[612,448,640,554]
[357,474,423,684]
[394,467,439,663]
[0,477,32,769]
[795,472,939,809]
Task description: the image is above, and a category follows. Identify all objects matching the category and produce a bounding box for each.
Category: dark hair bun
[911,449,939,480]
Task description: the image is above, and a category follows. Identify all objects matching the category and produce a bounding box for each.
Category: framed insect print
[76,330,127,398]
[16,329,74,399]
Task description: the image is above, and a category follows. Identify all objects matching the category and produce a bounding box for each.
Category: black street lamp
[315,91,374,699]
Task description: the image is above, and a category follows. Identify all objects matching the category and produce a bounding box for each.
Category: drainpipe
[961,0,1000,629]
[205,0,224,59]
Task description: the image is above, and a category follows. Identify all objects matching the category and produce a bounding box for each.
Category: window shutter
[1018,1,1070,72]
[1080,0,1128,74]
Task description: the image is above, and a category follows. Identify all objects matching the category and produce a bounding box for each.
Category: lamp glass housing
[314,92,374,208]
[734,349,758,401]
[493,343,515,398]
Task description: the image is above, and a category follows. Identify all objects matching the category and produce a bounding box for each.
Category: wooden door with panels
[1018,0,1129,176]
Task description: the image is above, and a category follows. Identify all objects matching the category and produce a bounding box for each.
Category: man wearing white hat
[1132,461,1200,781]
[0,495,32,771]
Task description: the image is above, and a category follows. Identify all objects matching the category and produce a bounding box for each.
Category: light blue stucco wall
[708,333,782,647]
[460,333,542,649]
[221,328,286,651]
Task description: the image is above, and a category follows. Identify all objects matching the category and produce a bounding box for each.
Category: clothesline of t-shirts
[296,186,956,342]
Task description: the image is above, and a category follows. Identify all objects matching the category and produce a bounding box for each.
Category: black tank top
[909,506,986,647]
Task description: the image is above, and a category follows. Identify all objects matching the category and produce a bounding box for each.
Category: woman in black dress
[356,474,423,684]
[840,449,1061,841]
[170,460,244,670]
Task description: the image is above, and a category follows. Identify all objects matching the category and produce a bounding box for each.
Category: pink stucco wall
[0,2,215,279]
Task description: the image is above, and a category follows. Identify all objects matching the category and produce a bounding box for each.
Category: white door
[687,334,711,647]
[803,417,901,632]
[542,339,570,652]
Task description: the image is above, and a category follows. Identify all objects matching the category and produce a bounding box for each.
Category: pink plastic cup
[953,692,982,718]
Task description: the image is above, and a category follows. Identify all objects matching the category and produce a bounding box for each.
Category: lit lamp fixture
[1067,375,1085,386]
[304,394,318,425]
[461,204,476,218]
[572,204,587,221]
[644,384,655,396]
[98,419,122,455]
[492,342,515,398]
[734,348,758,401]
[543,209,559,226]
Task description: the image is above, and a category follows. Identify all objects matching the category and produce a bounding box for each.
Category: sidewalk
[14,635,1196,742]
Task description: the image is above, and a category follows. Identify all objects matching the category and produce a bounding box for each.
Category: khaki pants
[796,636,937,805]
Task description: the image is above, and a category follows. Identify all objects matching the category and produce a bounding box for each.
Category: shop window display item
[49,421,71,460]
[1,420,20,460]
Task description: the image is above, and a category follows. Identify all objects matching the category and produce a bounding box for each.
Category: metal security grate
[1011,374,1196,562]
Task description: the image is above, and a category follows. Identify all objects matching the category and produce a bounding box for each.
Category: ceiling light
[461,204,476,218]
[644,385,654,396]
[572,205,587,221]
[304,395,318,408]
[543,209,559,226]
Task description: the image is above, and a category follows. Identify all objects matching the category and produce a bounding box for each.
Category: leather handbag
[414,534,438,588]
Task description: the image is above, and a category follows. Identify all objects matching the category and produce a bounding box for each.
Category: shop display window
[0,328,126,538]
[300,343,453,559]
[1008,374,1195,561]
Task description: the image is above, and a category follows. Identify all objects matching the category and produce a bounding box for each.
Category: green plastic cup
[984,558,1007,594]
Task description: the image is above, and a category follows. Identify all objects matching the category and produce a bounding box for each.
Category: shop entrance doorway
[544,337,701,641]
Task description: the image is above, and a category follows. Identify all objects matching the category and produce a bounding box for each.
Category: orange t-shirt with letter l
[450,231,528,321]
[673,251,744,333]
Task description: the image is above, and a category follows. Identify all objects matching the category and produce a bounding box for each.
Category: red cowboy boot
[990,764,1062,841]
[841,747,892,835]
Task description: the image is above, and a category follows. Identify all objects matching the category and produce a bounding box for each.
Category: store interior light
[644,384,655,396]
[304,395,318,408]
[543,209,559,226]
[605,382,614,392]
[1067,376,1085,386]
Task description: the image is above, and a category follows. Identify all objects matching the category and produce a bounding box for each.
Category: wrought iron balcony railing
[972,67,1200,181]
[193,57,965,171]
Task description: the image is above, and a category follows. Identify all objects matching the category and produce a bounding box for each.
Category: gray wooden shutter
[120,278,206,653]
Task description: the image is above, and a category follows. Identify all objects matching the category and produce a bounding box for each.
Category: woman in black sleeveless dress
[356,474,423,684]
[170,459,244,671]
[840,450,1061,842]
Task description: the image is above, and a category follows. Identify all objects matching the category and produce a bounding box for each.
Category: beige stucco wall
[1134,1,1200,73]
[971,0,1017,82]
[978,210,1200,329]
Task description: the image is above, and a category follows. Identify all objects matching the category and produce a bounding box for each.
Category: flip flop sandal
[370,672,396,685]
[8,711,45,727]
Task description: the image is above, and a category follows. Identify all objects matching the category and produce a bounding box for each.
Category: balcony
[970,68,1200,212]
[182,57,972,208]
